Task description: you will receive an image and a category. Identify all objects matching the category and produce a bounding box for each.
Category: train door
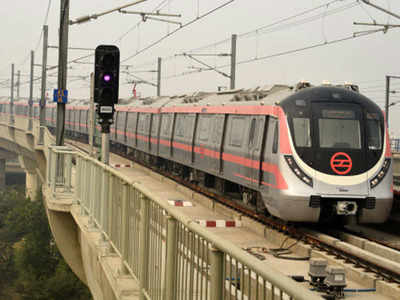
[311,102,368,195]
[247,116,265,186]
[194,114,213,172]
[184,114,196,165]
[210,114,225,173]
[262,117,277,191]
[150,113,160,155]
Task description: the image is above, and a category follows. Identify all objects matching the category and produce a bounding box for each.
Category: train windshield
[366,113,382,150]
[293,118,311,147]
[318,109,361,149]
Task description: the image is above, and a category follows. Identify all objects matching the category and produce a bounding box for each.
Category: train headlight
[284,155,313,187]
[370,158,391,189]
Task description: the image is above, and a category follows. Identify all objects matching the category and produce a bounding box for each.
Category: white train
[1,82,393,223]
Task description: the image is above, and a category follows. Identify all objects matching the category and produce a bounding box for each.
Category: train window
[229,116,245,147]
[185,115,196,139]
[272,120,279,153]
[175,114,185,137]
[366,114,382,150]
[319,118,361,149]
[161,114,172,136]
[117,112,126,128]
[293,118,311,147]
[138,113,150,134]
[198,115,211,141]
[127,112,138,133]
[248,118,257,146]
[151,115,159,135]
[211,115,223,143]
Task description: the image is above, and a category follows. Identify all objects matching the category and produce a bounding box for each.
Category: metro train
[0,82,393,223]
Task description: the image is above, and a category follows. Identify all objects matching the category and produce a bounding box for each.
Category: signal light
[94,45,120,106]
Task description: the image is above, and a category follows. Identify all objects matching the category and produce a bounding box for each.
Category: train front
[275,86,392,223]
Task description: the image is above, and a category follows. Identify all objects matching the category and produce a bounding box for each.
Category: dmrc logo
[330,152,352,175]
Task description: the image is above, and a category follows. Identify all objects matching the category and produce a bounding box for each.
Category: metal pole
[139,194,150,300]
[101,132,110,165]
[89,72,95,157]
[385,75,390,128]
[16,70,20,100]
[39,25,48,143]
[10,64,14,124]
[210,246,224,300]
[28,51,34,131]
[157,57,161,96]
[164,216,177,299]
[230,34,237,90]
[56,0,70,146]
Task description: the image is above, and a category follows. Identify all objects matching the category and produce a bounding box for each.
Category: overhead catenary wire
[127,0,359,72]
[121,0,235,63]
[114,0,172,43]
[19,0,52,69]
[162,29,385,80]
[70,0,179,67]
[20,0,229,87]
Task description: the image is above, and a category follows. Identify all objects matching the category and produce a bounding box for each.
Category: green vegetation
[0,186,92,300]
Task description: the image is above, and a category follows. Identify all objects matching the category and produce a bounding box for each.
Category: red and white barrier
[111,164,132,168]
[195,220,242,227]
[168,200,193,207]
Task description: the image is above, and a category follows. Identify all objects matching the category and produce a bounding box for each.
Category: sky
[0,0,400,135]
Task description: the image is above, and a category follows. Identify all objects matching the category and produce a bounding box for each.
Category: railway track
[67,138,400,289]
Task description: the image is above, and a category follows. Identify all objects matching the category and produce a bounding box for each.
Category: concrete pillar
[0,159,5,188]
[26,172,41,200]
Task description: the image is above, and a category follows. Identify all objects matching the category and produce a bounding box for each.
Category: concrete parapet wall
[43,194,87,285]
[70,205,140,300]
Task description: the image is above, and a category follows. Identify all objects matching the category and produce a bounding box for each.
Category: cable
[121,0,235,63]
[17,0,53,68]
[163,30,382,80]
[360,0,377,23]
[237,1,359,40]
[268,236,310,261]
[45,0,178,79]
[128,0,356,72]
[33,0,52,53]
[114,0,172,43]
[185,0,350,54]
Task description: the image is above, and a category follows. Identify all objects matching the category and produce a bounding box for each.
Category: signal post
[94,45,120,165]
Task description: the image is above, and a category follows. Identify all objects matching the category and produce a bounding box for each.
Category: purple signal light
[103,74,111,82]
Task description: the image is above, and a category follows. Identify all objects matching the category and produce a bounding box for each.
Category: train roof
[117,84,295,109]
[0,82,363,109]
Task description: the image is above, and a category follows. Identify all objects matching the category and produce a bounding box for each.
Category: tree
[0,187,92,299]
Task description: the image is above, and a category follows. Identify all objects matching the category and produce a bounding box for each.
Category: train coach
[1,82,393,223]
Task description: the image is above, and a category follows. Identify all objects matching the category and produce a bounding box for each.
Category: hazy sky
[0,0,400,134]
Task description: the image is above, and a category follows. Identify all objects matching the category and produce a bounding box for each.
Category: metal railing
[67,149,323,300]
[0,113,323,299]
[47,145,75,197]
[391,138,400,153]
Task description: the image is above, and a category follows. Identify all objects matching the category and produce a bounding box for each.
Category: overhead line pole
[230,34,237,90]
[39,25,48,144]
[385,75,400,129]
[385,76,390,128]
[56,0,70,146]
[16,70,20,100]
[28,50,34,131]
[10,64,14,124]
[157,57,161,96]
